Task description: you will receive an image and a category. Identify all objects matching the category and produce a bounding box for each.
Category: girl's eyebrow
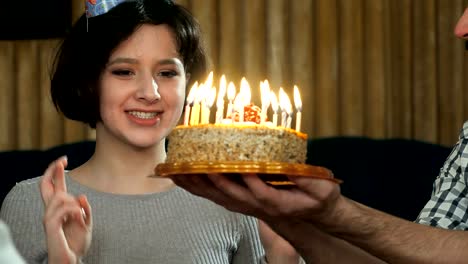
[106,57,184,70]
[158,58,184,70]
[107,57,138,66]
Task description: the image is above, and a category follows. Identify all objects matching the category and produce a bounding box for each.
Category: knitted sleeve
[0,178,48,264]
[231,215,266,263]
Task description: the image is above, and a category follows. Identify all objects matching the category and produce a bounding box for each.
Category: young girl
[0,0,299,263]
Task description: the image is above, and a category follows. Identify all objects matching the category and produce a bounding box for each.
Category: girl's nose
[137,78,161,103]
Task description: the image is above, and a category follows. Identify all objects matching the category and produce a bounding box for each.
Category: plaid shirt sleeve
[415,121,468,230]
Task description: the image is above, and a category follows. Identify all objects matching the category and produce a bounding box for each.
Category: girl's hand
[40,156,93,264]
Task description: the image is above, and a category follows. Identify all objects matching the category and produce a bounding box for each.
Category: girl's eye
[111,70,134,76]
[158,70,178,78]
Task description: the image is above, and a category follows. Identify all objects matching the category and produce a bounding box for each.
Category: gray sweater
[0,175,265,263]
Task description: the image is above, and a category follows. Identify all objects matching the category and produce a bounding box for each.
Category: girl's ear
[186,73,191,82]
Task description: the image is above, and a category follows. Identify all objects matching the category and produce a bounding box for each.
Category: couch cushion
[0,141,95,206]
[0,137,453,221]
[307,137,452,221]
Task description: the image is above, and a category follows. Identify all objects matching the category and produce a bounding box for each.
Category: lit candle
[190,100,200,125]
[190,83,203,125]
[240,77,251,106]
[293,85,302,131]
[216,75,227,124]
[184,82,197,125]
[286,100,293,129]
[198,83,208,124]
[284,89,293,128]
[279,88,288,127]
[238,77,251,123]
[200,72,213,124]
[270,91,279,127]
[226,82,236,120]
[260,80,270,125]
[204,87,216,124]
[234,94,244,123]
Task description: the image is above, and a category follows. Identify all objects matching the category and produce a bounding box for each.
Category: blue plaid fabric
[415,121,468,229]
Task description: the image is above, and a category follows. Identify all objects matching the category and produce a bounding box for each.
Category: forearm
[266,219,386,263]
[325,196,468,263]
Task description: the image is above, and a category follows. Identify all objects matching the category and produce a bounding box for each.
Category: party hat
[85,0,132,18]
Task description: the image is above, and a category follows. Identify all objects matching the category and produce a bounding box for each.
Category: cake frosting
[166,124,307,164]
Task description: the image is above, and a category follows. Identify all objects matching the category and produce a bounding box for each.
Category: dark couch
[0,137,453,221]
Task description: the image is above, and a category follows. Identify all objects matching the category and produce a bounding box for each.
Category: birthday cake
[156,74,340,185]
[165,124,307,164]
[165,74,307,165]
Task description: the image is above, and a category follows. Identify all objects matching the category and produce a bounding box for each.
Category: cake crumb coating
[166,124,307,164]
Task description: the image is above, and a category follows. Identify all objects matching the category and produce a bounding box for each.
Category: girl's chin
[128,140,163,150]
[123,133,166,149]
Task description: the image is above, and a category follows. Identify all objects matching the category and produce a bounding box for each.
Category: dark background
[0,0,71,40]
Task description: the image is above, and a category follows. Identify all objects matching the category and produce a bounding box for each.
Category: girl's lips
[126,111,162,126]
[127,110,160,119]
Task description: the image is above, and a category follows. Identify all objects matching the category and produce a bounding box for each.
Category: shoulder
[454,121,468,160]
[461,121,468,140]
[1,176,43,216]
[3,176,42,201]
[446,121,468,159]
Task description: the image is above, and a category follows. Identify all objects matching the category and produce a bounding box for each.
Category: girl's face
[97,24,186,149]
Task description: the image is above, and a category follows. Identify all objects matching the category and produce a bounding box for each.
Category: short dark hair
[51,0,207,128]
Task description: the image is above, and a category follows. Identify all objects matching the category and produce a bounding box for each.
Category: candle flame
[227,82,236,101]
[270,91,279,112]
[286,97,293,115]
[279,87,287,112]
[207,87,217,108]
[279,88,293,115]
[293,85,302,111]
[186,81,198,105]
[234,93,243,108]
[217,75,227,107]
[194,83,206,104]
[204,71,214,90]
[260,80,271,108]
[240,77,251,105]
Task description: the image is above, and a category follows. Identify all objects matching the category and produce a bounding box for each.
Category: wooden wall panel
[339,0,364,136]
[363,0,387,138]
[218,0,243,81]
[176,0,190,8]
[16,41,40,150]
[243,0,266,104]
[266,0,290,90]
[191,0,217,69]
[315,0,339,136]
[387,0,413,139]
[0,42,16,150]
[413,0,438,143]
[290,0,314,135]
[1,0,467,151]
[39,39,63,149]
[72,0,85,22]
[437,0,465,146]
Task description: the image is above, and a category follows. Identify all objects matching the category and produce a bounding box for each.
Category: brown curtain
[0,0,467,151]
